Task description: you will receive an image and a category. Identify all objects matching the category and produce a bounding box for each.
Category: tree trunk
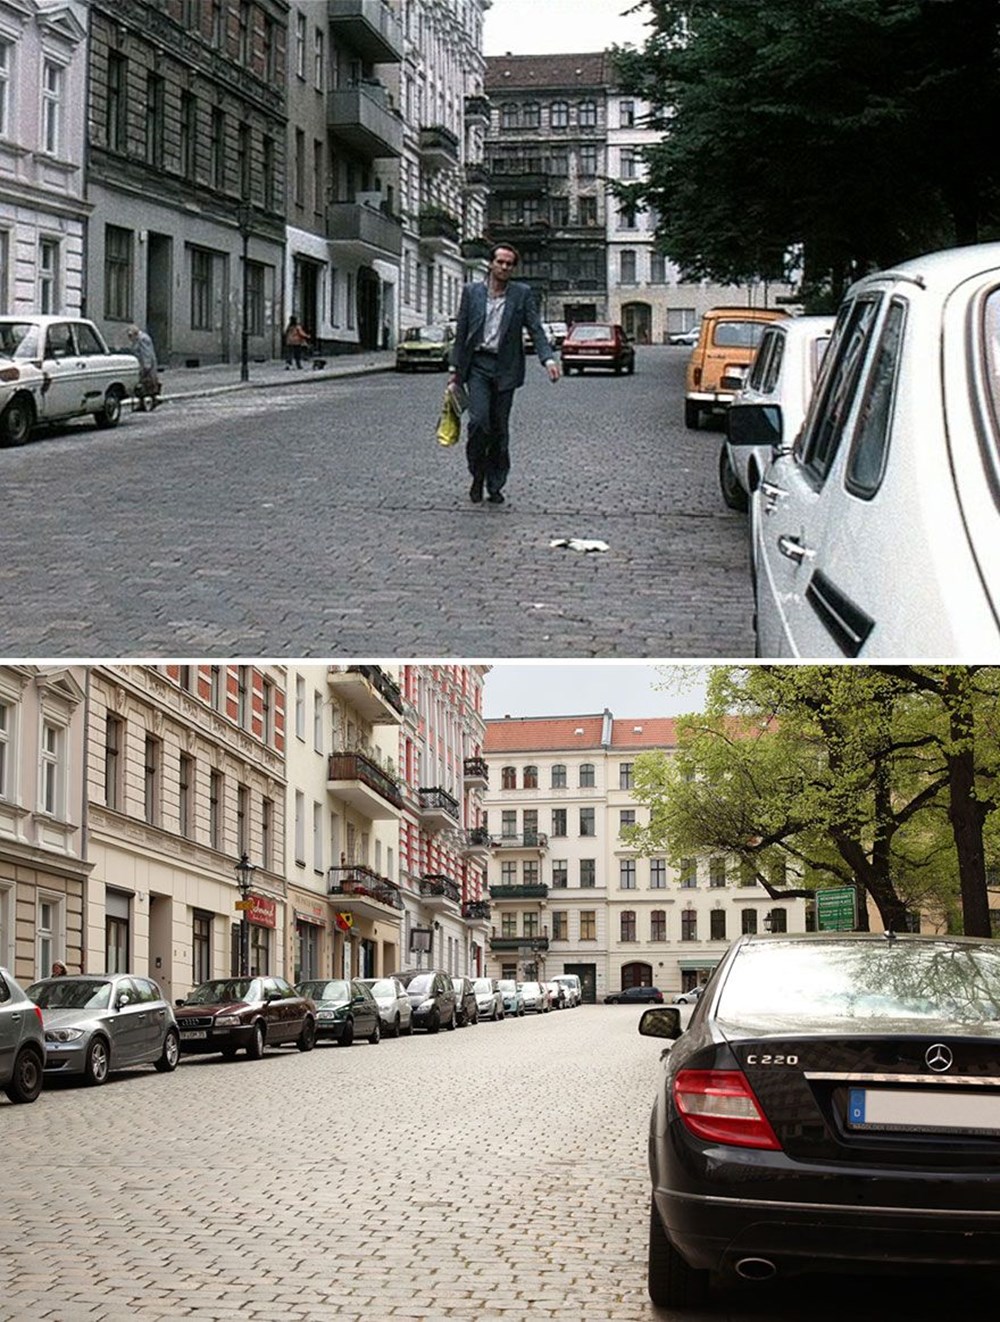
[942,673,991,935]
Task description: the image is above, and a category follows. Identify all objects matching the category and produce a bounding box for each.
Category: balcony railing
[489,884,549,900]
[489,935,549,952]
[489,170,548,193]
[328,0,404,64]
[461,237,492,261]
[328,750,403,811]
[463,900,492,921]
[464,164,490,189]
[326,202,404,258]
[490,832,549,850]
[463,757,488,784]
[464,94,491,124]
[328,865,404,910]
[327,663,404,720]
[418,209,461,245]
[419,124,460,167]
[420,874,462,905]
[328,83,403,158]
[418,786,460,822]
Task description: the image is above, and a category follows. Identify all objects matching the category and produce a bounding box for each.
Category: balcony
[326,201,403,259]
[489,170,548,194]
[465,94,491,125]
[489,884,549,901]
[328,865,404,919]
[417,786,460,830]
[463,899,492,923]
[489,935,549,952]
[328,750,403,819]
[327,664,403,724]
[461,237,492,262]
[461,825,492,860]
[418,209,461,250]
[463,757,488,788]
[419,124,460,169]
[328,83,403,159]
[328,0,403,64]
[490,832,549,852]
[419,874,462,910]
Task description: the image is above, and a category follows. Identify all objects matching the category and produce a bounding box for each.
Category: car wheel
[246,1022,266,1059]
[338,1017,354,1047]
[392,1014,401,1038]
[84,1036,111,1085]
[1,394,35,447]
[95,387,124,429]
[684,400,701,430]
[614,361,622,375]
[446,1008,456,1030]
[5,1044,43,1103]
[154,1028,180,1072]
[368,1019,381,1045]
[427,1009,440,1034]
[718,444,749,512]
[297,1017,316,1052]
[627,356,635,375]
[648,1197,709,1308]
[518,1005,525,1017]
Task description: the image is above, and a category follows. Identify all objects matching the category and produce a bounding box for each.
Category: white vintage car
[0,315,139,445]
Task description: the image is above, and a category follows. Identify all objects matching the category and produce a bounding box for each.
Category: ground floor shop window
[250,924,270,975]
[296,920,319,982]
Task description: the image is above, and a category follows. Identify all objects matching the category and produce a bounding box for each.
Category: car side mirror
[116,994,131,1009]
[175,998,185,1006]
[638,1006,682,1040]
[727,402,782,449]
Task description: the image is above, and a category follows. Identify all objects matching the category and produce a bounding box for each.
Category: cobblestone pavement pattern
[3,1006,989,1322]
[0,347,755,656]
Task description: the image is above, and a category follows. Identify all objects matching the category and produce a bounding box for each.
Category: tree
[612,1,1000,305]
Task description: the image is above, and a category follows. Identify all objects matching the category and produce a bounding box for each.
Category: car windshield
[365,979,396,998]
[184,979,257,1005]
[498,980,516,993]
[569,325,612,342]
[28,979,112,1010]
[473,979,493,994]
[718,940,1000,1026]
[406,974,434,995]
[298,980,350,1002]
[407,326,448,343]
[713,320,769,348]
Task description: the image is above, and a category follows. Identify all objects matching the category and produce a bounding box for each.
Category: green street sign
[816,887,857,931]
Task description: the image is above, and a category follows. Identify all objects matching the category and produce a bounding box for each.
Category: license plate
[848,1087,1000,1135]
[180,1030,207,1040]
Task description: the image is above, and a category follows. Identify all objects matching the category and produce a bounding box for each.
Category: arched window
[621,959,652,988]
[551,763,567,788]
[578,100,597,127]
[501,765,516,789]
[523,765,538,788]
[551,100,569,128]
[523,101,540,128]
[579,762,595,788]
[500,103,519,129]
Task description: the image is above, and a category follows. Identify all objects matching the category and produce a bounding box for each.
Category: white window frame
[36,891,63,978]
[0,883,12,967]
[38,717,65,818]
[0,38,11,138]
[0,690,15,802]
[41,57,63,155]
[38,237,59,314]
[313,800,323,873]
[295,675,305,740]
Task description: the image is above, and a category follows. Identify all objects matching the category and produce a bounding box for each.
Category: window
[551,100,569,128]
[578,145,597,176]
[580,858,596,888]
[523,859,539,887]
[521,101,539,128]
[41,60,62,155]
[680,858,697,888]
[180,92,197,180]
[619,99,635,127]
[618,203,637,230]
[104,715,123,811]
[619,146,636,179]
[192,911,212,984]
[104,226,133,322]
[239,122,252,199]
[710,909,727,940]
[844,298,906,498]
[650,857,667,889]
[209,770,222,850]
[552,911,567,941]
[523,765,538,788]
[501,809,517,839]
[650,252,667,284]
[768,908,788,934]
[551,807,567,837]
[295,10,306,77]
[236,782,249,855]
[681,909,697,941]
[551,197,569,226]
[0,40,10,138]
[106,53,128,153]
[261,796,273,870]
[523,912,539,938]
[179,754,193,839]
[579,763,595,788]
[37,895,62,976]
[522,809,539,844]
[710,857,727,888]
[620,910,636,942]
[619,762,633,790]
[740,859,757,887]
[578,196,598,226]
[620,250,637,284]
[579,807,595,837]
[38,239,58,313]
[314,28,324,90]
[210,108,226,190]
[742,909,758,935]
[549,150,568,177]
[501,765,516,789]
[619,808,635,830]
[579,910,596,940]
[312,689,322,751]
[500,861,516,887]
[551,764,566,788]
[246,261,264,336]
[0,229,8,314]
[801,295,882,482]
[501,911,516,937]
[651,909,666,941]
[295,675,305,739]
[210,665,223,711]
[250,924,269,975]
[146,74,165,167]
[40,720,63,816]
[143,735,161,826]
[237,666,251,730]
[500,104,518,129]
[551,859,568,888]
[294,790,305,863]
[190,248,213,330]
[312,800,323,872]
[620,859,636,889]
[578,100,597,128]
[261,680,274,745]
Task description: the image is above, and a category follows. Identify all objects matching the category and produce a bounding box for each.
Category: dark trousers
[465,352,515,495]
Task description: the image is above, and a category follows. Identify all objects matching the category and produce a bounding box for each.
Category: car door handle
[777,534,815,563]
[759,480,786,505]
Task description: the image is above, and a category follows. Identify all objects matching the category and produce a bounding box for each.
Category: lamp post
[235,201,254,382]
[234,852,257,976]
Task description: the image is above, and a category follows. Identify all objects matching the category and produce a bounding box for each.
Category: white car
[674,985,704,1005]
[722,315,834,514]
[357,975,413,1037]
[669,326,700,346]
[753,241,1000,658]
[471,976,504,1021]
[519,980,549,1013]
[0,315,139,443]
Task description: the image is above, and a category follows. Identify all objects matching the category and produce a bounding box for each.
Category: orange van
[684,306,788,429]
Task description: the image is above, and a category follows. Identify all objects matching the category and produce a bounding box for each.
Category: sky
[482,663,710,720]
[482,0,651,56]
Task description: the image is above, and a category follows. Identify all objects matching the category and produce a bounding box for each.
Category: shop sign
[248,894,277,928]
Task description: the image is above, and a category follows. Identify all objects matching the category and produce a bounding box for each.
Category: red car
[560,322,636,375]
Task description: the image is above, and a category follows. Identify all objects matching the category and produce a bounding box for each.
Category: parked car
[752,242,1000,658]
[545,980,568,1009]
[0,353,45,448]
[673,985,705,1005]
[552,974,582,1007]
[173,976,316,1058]
[394,969,457,1033]
[0,966,45,1103]
[452,976,479,1027]
[395,324,454,372]
[497,979,525,1017]
[638,932,1000,1307]
[545,320,569,348]
[357,975,413,1037]
[721,315,834,513]
[27,973,179,1086]
[560,322,635,375]
[684,306,788,429]
[296,978,381,1046]
[669,326,700,347]
[471,977,504,1021]
[0,315,139,441]
[604,985,664,1005]
[519,981,550,1013]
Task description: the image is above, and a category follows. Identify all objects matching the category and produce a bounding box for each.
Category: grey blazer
[450,280,554,392]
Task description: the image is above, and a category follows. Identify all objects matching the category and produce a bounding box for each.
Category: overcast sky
[482,663,710,720]
[483,0,651,56]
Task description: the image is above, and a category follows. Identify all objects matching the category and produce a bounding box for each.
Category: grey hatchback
[0,966,45,1103]
[27,973,180,1086]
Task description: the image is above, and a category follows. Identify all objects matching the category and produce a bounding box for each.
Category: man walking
[449,243,559,504]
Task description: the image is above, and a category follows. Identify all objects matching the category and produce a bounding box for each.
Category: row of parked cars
[0,965,584,1102]
[687,241,1000,658]
[395,319,637,376]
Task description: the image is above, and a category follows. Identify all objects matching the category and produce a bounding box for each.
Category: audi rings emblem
[925,1043,953,1073]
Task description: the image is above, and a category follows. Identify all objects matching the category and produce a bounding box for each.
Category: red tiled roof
[484,714,678,753]
[610,718,678,749]
[485,52,612,91]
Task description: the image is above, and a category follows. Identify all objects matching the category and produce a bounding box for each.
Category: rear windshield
[569,325,613,342]
[712,320,770,349]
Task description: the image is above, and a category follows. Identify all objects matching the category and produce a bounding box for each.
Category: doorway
[145,234,172,362]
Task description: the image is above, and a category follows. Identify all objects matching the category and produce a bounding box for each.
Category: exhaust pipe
[734,1257,777,1281]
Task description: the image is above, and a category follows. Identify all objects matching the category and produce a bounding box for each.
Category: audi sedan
[638,932,1000,1308]
[174,976,316,1058]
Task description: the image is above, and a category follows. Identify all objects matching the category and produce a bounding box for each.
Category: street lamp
[235,201,254,382]
[234,852,257,976]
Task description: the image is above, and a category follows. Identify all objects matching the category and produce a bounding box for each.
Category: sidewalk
[157,348,397,402]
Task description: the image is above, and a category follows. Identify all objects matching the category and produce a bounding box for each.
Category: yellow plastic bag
[436,388,461,447]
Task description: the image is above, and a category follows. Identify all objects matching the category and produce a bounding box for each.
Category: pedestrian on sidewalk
[127,324,161,407]
[449,242,559,505]
[284,315,310,369]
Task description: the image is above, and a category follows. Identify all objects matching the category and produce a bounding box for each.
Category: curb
[159,359,397,404]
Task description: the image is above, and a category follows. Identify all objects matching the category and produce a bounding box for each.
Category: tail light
[0,366,21,382]
[32,1005,44,1027]
[672,1068,781,1149]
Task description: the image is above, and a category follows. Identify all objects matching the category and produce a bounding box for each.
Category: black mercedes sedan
[638,933,1000,1308]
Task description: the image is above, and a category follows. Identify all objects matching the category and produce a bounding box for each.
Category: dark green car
[295,978,381,1046]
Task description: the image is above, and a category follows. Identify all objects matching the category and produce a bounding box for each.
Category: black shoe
[487,491,505,504]
[470,477,484,503]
